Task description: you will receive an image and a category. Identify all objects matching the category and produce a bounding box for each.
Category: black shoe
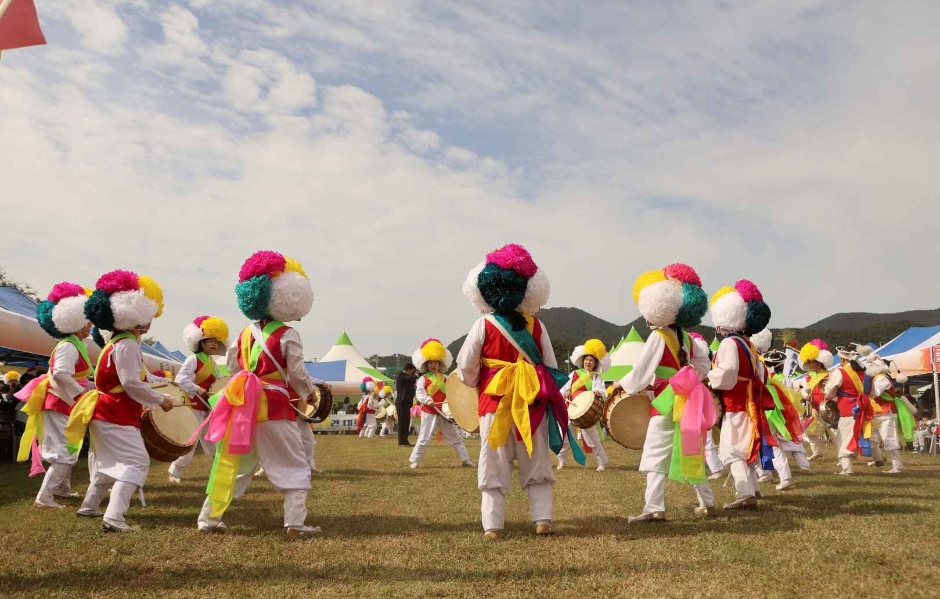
[399,443,413,447]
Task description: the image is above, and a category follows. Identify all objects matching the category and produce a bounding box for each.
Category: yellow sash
[425,372,446,397]
[15,377,51,462]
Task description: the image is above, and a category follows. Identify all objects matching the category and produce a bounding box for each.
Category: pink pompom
[663,263,702,287]
[239,250,286,282]
[421,337,442,347]
[47,282,86,304]
[361,376,373,383]
[193,315,210,327]
[734,279,763,302]
[485,243,538,278]
[96,270,139,294]
[809,338,828,351]
[688,331,704,341]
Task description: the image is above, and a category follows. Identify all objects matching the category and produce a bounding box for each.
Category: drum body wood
[376,405,388,424]
[310,384,333,423]
[444,372,480,433]
[208,376,231,396]
[568,390,605,429]
[603,390,651,450]
[140,383,198,462]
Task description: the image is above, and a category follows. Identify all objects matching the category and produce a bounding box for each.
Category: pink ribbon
[14,374,47,402]
[670,366,716,457]
[29,437,45,476]
[195,371,262,455]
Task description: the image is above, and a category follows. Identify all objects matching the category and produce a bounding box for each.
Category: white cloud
[63,0,130,56]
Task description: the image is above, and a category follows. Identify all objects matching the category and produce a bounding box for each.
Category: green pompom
[36,300,63,338]
[745,301,771,336]
[236,276,272,320]
[676,283,708,329]
[84,290,115,331]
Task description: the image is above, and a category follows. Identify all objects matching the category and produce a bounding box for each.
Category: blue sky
[0,1,937,357]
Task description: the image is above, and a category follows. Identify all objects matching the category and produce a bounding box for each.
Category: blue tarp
[0,286,37,317]
[171,351,187,362]
[876,325,940,356]
[304,360,348,382]
[151,341,182,361]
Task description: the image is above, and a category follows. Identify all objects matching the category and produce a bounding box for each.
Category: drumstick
[427,403,458,425]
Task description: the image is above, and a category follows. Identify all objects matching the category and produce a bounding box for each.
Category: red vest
[716,337,760,413]
[235,323,296,422]
[360,394,375,414]
[92,339,147,427]
[836,368,862,417]
[44,345,91,416]
[804,373,827,408]
[421,375,446,415]
[477,317,545,416]
[649,329,691,417]
[190,354,217,412]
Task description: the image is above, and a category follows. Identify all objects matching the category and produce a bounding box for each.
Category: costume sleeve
[226,338,241,376]
[174,355,201,397]
[619,331,664,394]
[707,338,740,391]
[559,372,575,398]
[539,325,558,369]
[415,376,430,404]
[49,343,85,403]
[824,369,843,399]
[112,339,164,408]
[689,340,711,381]
[595,373,608,399]
[456,317,486,388]
[872,375,891,398]
[280,328,315,400]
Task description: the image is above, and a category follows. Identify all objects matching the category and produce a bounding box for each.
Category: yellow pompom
[799,343,820,364]
[421,340,447,362]
[584,338,607,360]
[5,370,20,382]
[137,276,164,318]
[632,270,666,304]
[710,286,736,306]
[201,317,230,344]
[83,287,93,297]
[284,256,308,279]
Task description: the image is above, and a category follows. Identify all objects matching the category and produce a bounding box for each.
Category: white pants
[806,433,825,456]
[705,431,723,474]
[360,414,377,438]
[834,416,856,473]
[558,424,609,467]
[380,418,394,436]
[410,412,471,465]
[79,421,151,526]
[168,410,216,479]
[36,411,78,502]
[296,419,317,472]
[197,420,311,528]
[478,413,554,531]
[720,412,759,500]
[869,413,902,470]
[765,433,810,482]
[638,414,713,513]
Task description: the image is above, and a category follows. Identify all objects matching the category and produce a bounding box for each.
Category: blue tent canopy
[151,341,182,361]
[876,325,940,356]
[305,361,348,381]
[171,351,187,362]
[0,286,38,317]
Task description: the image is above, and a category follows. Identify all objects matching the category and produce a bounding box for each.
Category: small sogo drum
[444,372,480,434]
[310,384,333,423]
[140,382,199,462]
[386,404,397,421]
[376,405,388,424]
[603,390,652,450]
[567,389,605,429]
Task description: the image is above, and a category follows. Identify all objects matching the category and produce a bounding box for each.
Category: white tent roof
[320,331,373,369]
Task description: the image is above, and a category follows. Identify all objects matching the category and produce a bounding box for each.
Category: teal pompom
[478,263,527,313]
[36,300,63,338]
[84,290,115,331]
[236,275,272,320]
[745,301,771,336]
[676,283,708,329]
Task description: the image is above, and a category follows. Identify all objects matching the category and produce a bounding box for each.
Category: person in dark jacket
[395,364,418,446]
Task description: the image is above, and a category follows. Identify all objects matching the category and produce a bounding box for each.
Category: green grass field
[2,434,939,598]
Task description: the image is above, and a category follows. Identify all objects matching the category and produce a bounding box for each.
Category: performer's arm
[594,373,608,399]
[559,372,575,398]
[49,343,84,404]
[415,376,430,405]
[617,332,664,394]
[538,325,558,369]
[456,318,485,387]
[281,328,315,400]
[689,340,711,381]
[707,338,740,391]
[872,375,891,398]
[824,369,843,400]
[112,339,166,408]
[174,355,202,397]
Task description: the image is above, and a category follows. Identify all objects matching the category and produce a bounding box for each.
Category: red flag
[0,0,47,52]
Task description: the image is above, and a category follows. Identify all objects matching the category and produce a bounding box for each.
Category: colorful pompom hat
[84,270,164,332]
[750,328,773,354]
[412,338,454,373]
[709,279,771,336]
[236,250,313,322]
[36,282,92,339]
[632,263,708,328]
[569,339,611,372]
[183,316,230,354]
[688,332,712,357]
[360,376,375,393]
[463,243,549,314]
[798,339,833,370]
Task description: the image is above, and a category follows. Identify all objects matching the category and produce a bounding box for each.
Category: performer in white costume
[557,340,610,472]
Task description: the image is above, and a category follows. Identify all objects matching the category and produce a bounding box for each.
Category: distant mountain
[804,309,940,332]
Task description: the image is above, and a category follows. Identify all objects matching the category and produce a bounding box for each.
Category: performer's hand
[609,382,622,393]
[160,396,174,412]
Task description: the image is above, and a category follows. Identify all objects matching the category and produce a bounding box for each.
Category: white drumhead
[568,390,595,419]
[149,405,200,445]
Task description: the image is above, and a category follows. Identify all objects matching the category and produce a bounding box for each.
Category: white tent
[601,326,644,381]
[306,331,392,395]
